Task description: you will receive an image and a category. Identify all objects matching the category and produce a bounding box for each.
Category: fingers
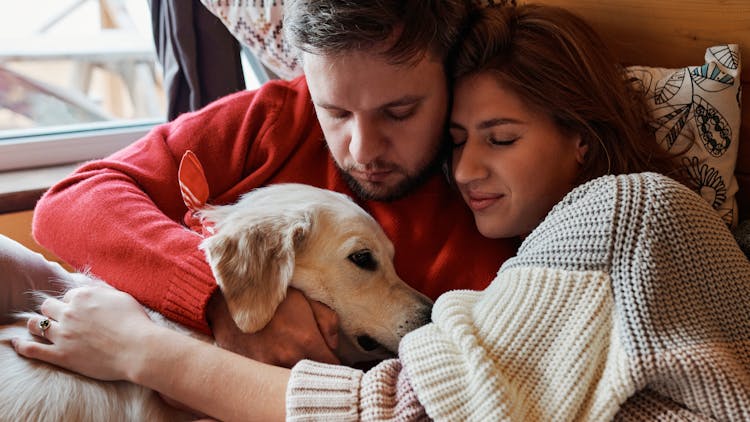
[39,296,66,321]
[61,285,97,303]
[305,300,340,365]
[26,314,58,342]
[26,296,67,344]
[273,289,341,365]
[304,335,341,365]
[310,300,340,351]
[12,336,60,364]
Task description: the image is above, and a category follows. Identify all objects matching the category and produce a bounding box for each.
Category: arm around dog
[15,286,290,422]
[32,76,377,367]
[13,286,422,421]
[32,78,325,334]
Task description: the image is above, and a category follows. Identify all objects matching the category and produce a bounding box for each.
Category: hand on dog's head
[200,208,311,333]
[198,184,433,365]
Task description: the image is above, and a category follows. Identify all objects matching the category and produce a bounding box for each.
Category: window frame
[0,48,268,173]
[0,119,162,172]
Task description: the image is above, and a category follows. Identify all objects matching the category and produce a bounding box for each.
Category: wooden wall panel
[0,210,68,267]
[518,1,748,72]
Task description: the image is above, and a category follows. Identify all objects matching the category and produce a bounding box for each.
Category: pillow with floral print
[628,44,742,226]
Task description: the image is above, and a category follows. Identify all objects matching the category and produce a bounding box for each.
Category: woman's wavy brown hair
[449,4,687,185]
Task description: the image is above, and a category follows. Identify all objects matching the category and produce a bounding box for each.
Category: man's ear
[575,134,589,165]
[199,211,311,333]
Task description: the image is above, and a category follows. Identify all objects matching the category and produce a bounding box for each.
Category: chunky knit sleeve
[616,389,715,421]
[604,173,750,421]
[288,174,749,421]
[397,173,750,421]
[286,359,428,421]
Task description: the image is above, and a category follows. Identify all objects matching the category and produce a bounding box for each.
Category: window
[0,0,269,174]
[0,0,165,171]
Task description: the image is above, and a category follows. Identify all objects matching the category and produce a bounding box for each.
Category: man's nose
[349,117,386,164]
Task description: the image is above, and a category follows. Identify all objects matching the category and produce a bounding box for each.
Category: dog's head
[198,183,432,364]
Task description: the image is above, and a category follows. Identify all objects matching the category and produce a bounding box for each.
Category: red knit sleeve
[32,82,294,333]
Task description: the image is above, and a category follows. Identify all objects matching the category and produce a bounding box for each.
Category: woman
[13,4,750,421]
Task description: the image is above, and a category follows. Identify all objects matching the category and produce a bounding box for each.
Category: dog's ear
[199,211,312,333]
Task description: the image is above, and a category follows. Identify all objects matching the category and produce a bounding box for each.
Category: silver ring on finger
[38,318,51,338]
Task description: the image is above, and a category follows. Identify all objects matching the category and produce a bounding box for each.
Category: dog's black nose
[356,335,381,351]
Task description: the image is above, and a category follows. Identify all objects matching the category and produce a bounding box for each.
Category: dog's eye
[348,250,377,271]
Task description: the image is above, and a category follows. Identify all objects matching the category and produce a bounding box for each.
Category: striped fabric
[178,150,210,213]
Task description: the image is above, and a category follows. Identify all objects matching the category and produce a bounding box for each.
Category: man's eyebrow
[316,95,424,111]
[449,117,522,131]
[381,95,423,108]
[315,102,344,111]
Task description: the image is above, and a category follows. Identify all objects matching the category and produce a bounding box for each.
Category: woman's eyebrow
[449,117,523,131]
[476,117,522,130]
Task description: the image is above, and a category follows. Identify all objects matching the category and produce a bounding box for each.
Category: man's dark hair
[284,0,471,65]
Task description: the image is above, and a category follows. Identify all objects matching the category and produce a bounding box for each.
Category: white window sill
[0,119,162,213]
[0,163,81,213]
[0,119,160,172]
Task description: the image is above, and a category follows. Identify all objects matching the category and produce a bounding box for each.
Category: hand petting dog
[207,288,341,367]
[15,285,155,382]
[2,183,433,420]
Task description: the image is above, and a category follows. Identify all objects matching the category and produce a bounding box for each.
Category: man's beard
[337,152,444,202]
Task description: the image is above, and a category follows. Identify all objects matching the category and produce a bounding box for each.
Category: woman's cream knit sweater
[286,173,750,421]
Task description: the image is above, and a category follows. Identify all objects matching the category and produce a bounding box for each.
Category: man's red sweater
[33,77,518,333]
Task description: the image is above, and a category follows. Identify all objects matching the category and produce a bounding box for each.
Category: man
[30,0,518,366]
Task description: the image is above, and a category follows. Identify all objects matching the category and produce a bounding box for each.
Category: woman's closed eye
[449,134,518,148]
[488,136,518,146]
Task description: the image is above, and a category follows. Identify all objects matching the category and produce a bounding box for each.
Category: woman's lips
[466,192,503,211]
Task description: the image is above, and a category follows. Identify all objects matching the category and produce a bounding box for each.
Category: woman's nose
[452,139,488,184]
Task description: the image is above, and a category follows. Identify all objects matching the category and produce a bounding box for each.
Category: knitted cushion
[199,0,301,79]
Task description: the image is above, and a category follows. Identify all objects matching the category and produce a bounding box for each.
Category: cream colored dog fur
[0,183,433,421]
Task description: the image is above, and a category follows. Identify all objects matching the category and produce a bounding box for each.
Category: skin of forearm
[129,325,290,422]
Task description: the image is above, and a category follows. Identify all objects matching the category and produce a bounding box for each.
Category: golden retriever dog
[0,183,433,421]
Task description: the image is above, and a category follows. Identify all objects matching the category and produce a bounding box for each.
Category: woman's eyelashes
[488,136,518,146]
[449,133,519,148]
